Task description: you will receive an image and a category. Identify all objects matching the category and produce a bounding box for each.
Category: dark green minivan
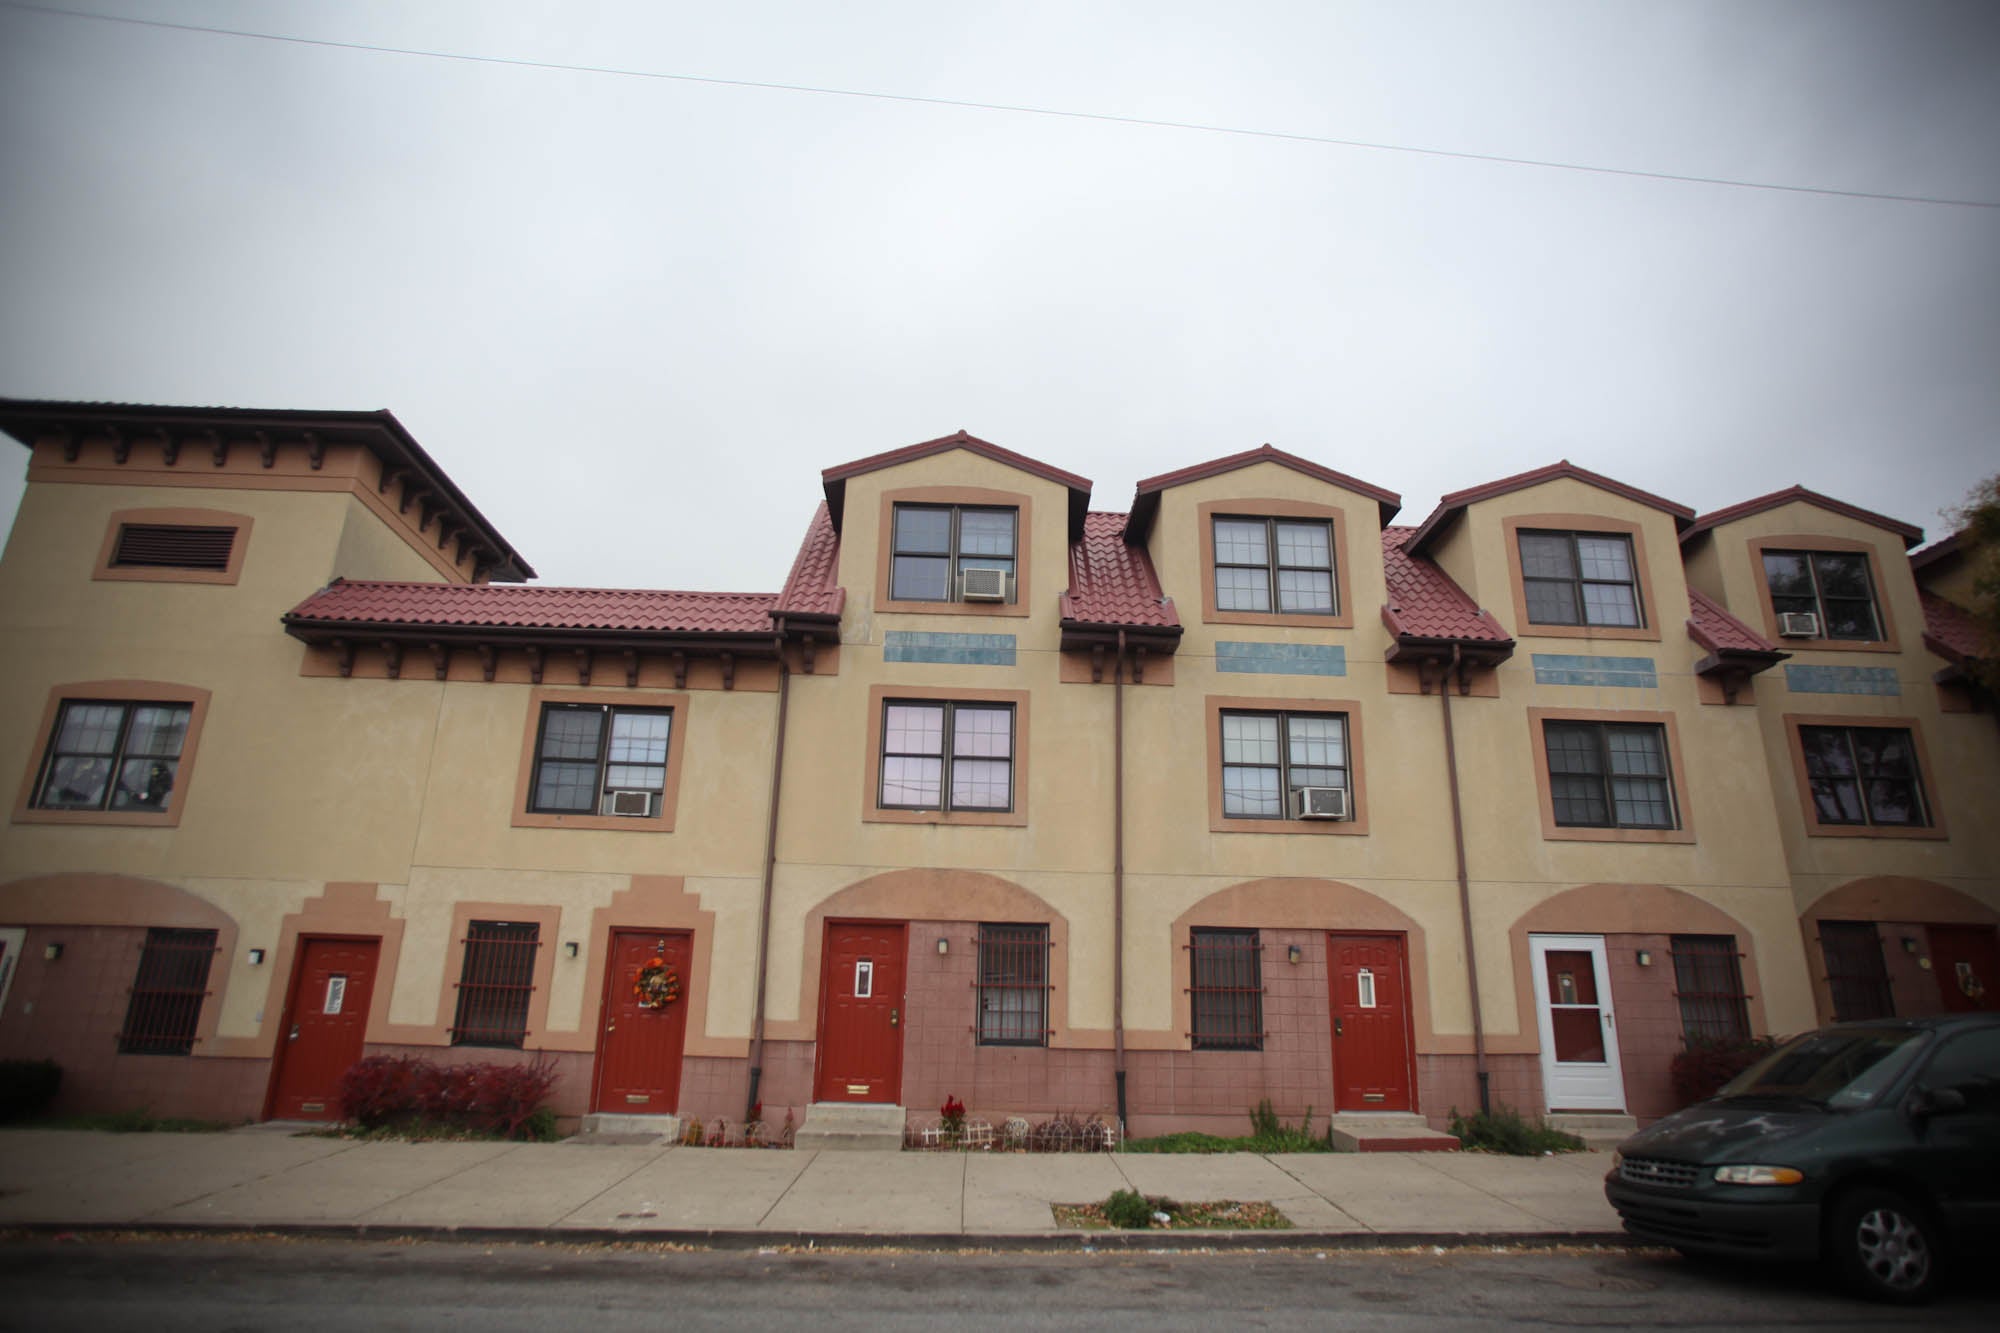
[1604,1014,2000,1302]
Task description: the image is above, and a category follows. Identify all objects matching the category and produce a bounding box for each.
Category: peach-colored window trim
[511,686,690,832]
[1204,694,1370,836]
[93,507,253,586]
[1746,535,1900,653]
[1525,707,1696,844]
[433,902,560,1048]
[1197,499,1354,628]
[874,485,1034,618]
[1781,713,1946,840]
[1502,514,1660,642]
[12,681,213,828]
[863,684,1031,827]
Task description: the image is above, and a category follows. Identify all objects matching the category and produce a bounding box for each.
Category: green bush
[1101,1188,1155,1229]
[1449,1104,1585,1155]
[0,1059,61,1123]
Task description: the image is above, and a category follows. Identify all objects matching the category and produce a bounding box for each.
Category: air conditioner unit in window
[959,567,1010,601]
[603,789,656,817]
[1292,786,1349,820]
[1777,611,1822,638]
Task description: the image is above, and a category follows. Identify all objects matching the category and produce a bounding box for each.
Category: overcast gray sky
[2,0,1995,590]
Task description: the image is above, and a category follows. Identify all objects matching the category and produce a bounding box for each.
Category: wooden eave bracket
[624,649,640,687]
[57,429,79,463]
[672,651,688,689]
[305,431,325,470]
[479,645,498,682]
[209,430,228,467]
[161,433,181,466]
[333,638,355,678]
[526,645,544,685]
[575,648,592,686]
[1090,643,1105,683]
[381,640,403,680]
[430,642,450,681]
[800,636,816,674]
[107,426,129,465]
[720,652,735,691]
[257,431,277,468]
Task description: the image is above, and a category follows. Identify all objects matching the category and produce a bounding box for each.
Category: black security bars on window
[450,922,539,1047]
[976,924,1051,1046]
[118,927,218,1055]
[1670,935,1751,1043]
[1188,928,1264,1050]
[1818,921,1895,1023]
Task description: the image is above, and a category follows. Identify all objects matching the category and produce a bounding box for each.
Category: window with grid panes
[1212,516,1336,614]
[1818,921,1895,1022]
[32,700,192,812]
[977,924,1049,1046]
[1190,928,1263,1050]
[1761,550,1881,641]
[889,504,1017,602]
[1543,721,1675,829]
[118,928,217,1055]
[1220,711,1349,820]
[450,921,538,1047]
[1672,935,1751,1043]
[1798,725,1928,827]
[529,704,671,817]
[879,701,1014,812]
[1517,530,1643,628]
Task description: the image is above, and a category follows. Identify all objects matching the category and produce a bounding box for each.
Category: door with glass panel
[1530,934,1626,1111]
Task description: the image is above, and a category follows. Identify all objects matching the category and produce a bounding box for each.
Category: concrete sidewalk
[0,1127,1626,1247]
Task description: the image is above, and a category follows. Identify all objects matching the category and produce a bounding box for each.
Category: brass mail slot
[1364,1093,1385,1102]
[847,1084,869,1095]
[301,1102,324,1113]
[626,1094,650,1104]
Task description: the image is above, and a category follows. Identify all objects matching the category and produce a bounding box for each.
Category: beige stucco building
[1,398,1993,1138]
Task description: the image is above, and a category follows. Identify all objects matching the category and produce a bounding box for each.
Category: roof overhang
[1124,445,1400,544]
[1681,485,1924,550]
[0,398,534,581]
[821,430,1091,540]
[1056,620,1184,656]
[1405,460,1694,557]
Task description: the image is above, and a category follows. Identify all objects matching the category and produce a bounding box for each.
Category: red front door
[592,930,693,1113]
[266,937,379,1121]
[1327,933,1416,1112]
[1929,924,2000,1014]
[814,920,906,1103]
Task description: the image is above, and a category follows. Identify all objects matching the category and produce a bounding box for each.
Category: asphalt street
[4,1236,1999,1332]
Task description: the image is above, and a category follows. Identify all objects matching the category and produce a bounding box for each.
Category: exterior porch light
[1901,937,1919,954]
[1287,944,1302,965]
[565,942,580,959]
[1636,950,1652,967]
[937,937,949,956]
[42,942,62,962]
[247,948,265,965]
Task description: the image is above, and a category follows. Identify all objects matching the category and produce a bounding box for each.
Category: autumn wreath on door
[634,946,681,1009]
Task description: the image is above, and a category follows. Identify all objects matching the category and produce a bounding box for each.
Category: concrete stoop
[574,1112,682,1145]
[1324,1113,1462,1153]
[794,1102,906,1151]
[1546,1113,1639,1151]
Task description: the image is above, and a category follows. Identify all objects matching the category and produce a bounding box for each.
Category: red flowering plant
[940,1094,967,1142]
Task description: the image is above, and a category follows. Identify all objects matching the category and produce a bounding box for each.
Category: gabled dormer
[819,430,1089,629]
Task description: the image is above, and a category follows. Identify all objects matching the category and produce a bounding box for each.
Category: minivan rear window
[1717,1028,1931,1109]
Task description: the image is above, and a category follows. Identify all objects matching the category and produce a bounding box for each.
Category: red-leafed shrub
[1670,1036,1781,1108]
[336,1053,560,1139]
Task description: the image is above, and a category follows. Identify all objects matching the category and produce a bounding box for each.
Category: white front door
[1530,934,1626,1111]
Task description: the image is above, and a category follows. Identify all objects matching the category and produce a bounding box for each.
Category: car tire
[1827,1187,1940,1304]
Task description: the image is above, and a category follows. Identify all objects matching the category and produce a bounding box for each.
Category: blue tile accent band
[1532,653,1659,689]
[1215,641,1348,677]
[1783,663,1901,697]
[883,631,1017,666]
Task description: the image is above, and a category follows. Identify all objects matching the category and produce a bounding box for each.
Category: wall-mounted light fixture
[937,937,949,956]
[42,942,63,962]
[565,942,580,959]
[1901,937,1919,955]
[1287,944,1303,965]
[1636,950,1653,967]
[247,948,265,966]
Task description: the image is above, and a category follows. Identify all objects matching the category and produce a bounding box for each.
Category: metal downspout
[1439,643,1491,1113]
[1113,630,1129,1132]
[746,632,792,1120]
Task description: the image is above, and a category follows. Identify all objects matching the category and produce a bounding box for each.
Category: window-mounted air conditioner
[1292,786,1349,820]
[603,789,656,817]
[959,567,1011,602]
[1777,611,1822,638]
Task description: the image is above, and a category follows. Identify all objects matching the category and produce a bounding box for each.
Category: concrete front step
[1547,1112,1639,1151]
[576,1112,681,1144]
[1324,1113,1462,1153]
[794,1102,906,1151]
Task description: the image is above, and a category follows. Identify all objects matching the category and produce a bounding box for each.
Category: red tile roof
[1405,460,1694,555]
[1681,485,1924,548]
[1686,589,1781,655]
[285,579,779,635]
[1909,530,1965,571]
[1380,527,1512,643]
[1922,589,1987,664]
[1125,444,1401,538]
[1061,512,1181,630]
[821,430,1092,538]
[774,503,845,620]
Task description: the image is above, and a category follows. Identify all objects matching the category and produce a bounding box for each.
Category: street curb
[1,1222,1643,1253]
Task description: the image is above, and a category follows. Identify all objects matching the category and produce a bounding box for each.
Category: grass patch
[1056,1192,1291,1231]
[1449,1104,1586,1155]
[14,1110,234,1134]
[1123,1100,1337,1154]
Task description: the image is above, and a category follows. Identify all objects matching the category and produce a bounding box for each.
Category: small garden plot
[1054,1189,1292,1231]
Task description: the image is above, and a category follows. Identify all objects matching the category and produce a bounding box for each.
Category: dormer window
[1213,517,1336,615]
[1762,550,1882,642]
[1518,530,1643,628]
[889,504,1017,603]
